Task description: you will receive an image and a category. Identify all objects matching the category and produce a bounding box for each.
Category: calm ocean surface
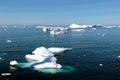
[0,26,120,80]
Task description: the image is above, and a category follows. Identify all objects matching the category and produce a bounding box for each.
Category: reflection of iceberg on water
[10,46,75,73]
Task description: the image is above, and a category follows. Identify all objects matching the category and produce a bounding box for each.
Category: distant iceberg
[6,39,12,43]
[72,29,85,32]
[69,23,92,28]
[25,47,72,61]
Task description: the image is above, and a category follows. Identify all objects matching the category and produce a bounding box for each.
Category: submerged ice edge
[11,62,75,74]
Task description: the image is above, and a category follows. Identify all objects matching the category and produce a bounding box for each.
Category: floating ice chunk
[99,64,103,67]
[43,27,47,32]
[36,26,42,29]
[6,39,12,43]
[69,23,90,28]
[1,73,11,76]
[25,54,47,61]
[72,29,85,32]
[48,47,72,53]
[118,56,120,58]
[10,60,18,66]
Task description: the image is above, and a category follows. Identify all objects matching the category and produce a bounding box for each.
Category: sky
[0,0,120,25]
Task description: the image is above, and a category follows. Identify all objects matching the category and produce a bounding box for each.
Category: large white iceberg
[25,47,62,69]
[11,46,72,69]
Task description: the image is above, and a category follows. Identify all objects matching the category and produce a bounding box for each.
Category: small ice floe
[99,64,103,67]
[48,47,72,53]
[6,39,12,43]
[69,23,91,28]
[1,73,11,76]
[10,60,18,66]
[50,30,66,36]
[102,33,106,37]
[72,29,85,32]
[0,57,2,60]
[43,27,47,32]
[118,56,120,58]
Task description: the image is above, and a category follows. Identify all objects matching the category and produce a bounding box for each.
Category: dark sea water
[0,26,120,80]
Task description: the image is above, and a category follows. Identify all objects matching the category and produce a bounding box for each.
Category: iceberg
[10,60,18,66]
[69,23,91,28]
[25,47,62,69]
[72,29,85,32]
[10,46,75,73]
[6,39,12,43]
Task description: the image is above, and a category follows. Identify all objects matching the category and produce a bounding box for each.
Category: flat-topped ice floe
[48,47,72,53]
